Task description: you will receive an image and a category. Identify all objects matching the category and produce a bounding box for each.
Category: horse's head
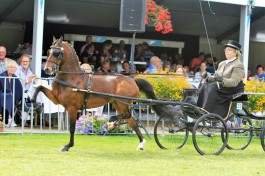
[45,36,65,75]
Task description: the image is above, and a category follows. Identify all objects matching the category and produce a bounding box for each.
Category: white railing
[1,77,156,135]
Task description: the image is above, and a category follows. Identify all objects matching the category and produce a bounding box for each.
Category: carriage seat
[181,88,198,105]
[232,93,248,102]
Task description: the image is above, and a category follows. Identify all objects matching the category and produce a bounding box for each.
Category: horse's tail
[134,78,185,128]
[134,78,168,117]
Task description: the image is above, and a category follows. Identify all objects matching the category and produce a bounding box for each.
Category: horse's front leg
[61,107,77,152]
[31,85,59,105]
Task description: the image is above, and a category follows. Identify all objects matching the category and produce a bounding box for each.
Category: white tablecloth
[29,79,65,114]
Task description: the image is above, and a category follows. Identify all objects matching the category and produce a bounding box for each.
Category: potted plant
[146,0,173,34]
[0,115,3,132]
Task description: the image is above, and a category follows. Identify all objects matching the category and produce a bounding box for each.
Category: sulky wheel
[223,117,253,150]
[154,116,189,150]
[192,113,228,155]
[260,125,265,151]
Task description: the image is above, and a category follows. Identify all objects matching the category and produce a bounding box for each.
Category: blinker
[52,49,63,59]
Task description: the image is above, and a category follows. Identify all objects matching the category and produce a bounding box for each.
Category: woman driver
[197,40,245,118]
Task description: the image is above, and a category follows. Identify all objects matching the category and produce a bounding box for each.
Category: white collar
[226,57,237,65]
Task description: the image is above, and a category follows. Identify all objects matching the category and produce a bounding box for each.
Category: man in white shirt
[14,54,36,91]
[80,35,92,56]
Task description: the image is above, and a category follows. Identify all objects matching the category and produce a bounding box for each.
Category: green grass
[0,134,265,176]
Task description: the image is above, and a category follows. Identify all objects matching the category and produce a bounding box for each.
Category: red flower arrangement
[145,0,173,34]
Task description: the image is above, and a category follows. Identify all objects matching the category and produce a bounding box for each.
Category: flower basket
[76,114,132,135]
[135,74,193,100]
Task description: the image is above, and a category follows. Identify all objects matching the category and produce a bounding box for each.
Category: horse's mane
[52,38,79,61]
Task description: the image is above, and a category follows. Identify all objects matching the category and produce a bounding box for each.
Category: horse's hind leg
[112,102,146,150]
[125,117,146,150]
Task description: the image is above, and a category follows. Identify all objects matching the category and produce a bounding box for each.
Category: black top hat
[224,40,242,52]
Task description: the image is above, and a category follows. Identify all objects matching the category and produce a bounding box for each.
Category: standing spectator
[189,52,205,72]
[0,46,15,74]
[14,54,36,91]
[95,40,112,70]
[134,44,146,73]
[80,44,97,67]
[80,35,93,56]
[13,40,32,61]
[113,40,128,72]
[253,65,265,82]
[141,42,154,66]
[145,56,161,73]
[113,40,128,61]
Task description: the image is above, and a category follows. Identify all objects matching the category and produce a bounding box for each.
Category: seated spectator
[120,61,130,75]
[175,66,185,76]
[96,59,115,74]
[80,44,97,66]
[0,45,15,74]
[253,65,265,82]
[0,60,23,127]
[172,59,184,73]
[160,53,171,69]
[247,67,252,80]
[189,52,205,72]
[80,63,92,73]
[205,54,218,74]
[163,63,171,73]
[145,56,161,73]
[95,40,112,70]
[194,61,211,82]
[15,54,36,91]
[183,66,193,76]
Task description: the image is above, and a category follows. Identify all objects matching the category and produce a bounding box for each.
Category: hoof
[60,146,69,152]
[136,147,144,150]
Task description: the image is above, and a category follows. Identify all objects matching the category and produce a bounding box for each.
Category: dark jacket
[0,71,23,115]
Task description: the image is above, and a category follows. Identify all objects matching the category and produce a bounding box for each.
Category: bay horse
[31,36,171,152]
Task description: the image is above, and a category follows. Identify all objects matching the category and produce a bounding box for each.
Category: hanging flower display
[146,0,173,34]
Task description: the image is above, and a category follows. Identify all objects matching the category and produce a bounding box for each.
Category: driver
[197,40,245,118]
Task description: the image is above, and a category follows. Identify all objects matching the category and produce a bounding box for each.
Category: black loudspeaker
[120,0,146,33]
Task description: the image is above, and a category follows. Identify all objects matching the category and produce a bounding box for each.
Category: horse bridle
[47,46,64,73]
